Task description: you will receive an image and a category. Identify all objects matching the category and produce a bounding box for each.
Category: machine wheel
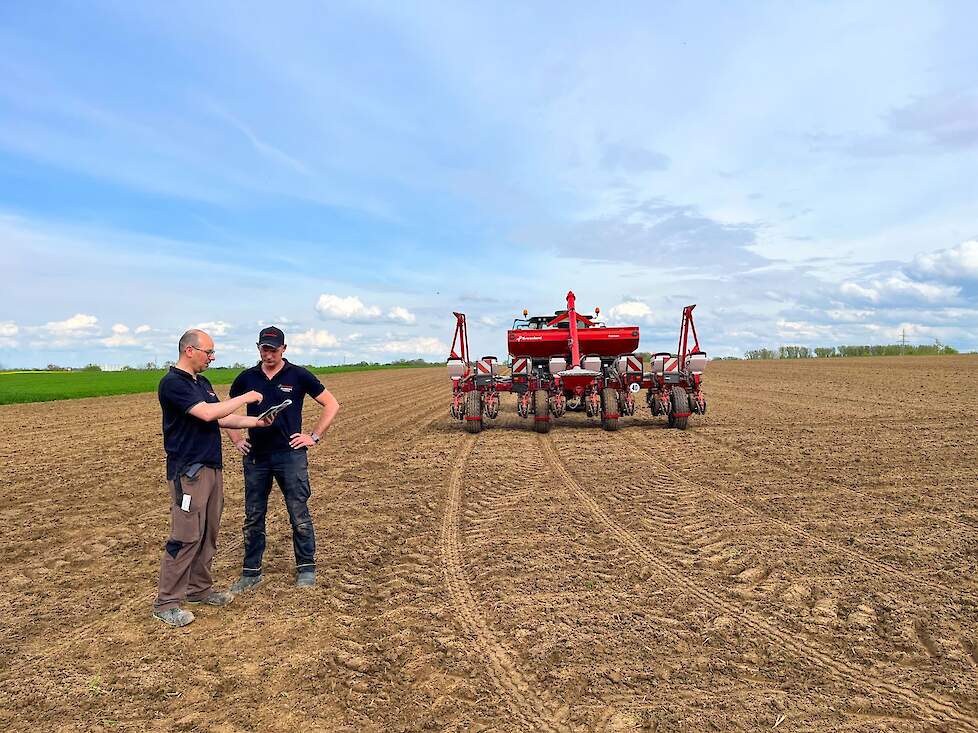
[668,386,689,430]
[600,387,620,431]
[533,389,551,433]
[463,391,483,434]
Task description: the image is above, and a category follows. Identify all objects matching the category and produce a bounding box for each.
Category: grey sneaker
[187,590,234,607]
[230,575,263,594]
[296,570,316,588]
[153,607,195,627]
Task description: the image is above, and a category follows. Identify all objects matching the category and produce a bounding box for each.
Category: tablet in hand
[256,399,292,422]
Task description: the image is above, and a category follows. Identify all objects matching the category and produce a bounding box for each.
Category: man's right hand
[234,437,252,456]
[245,390,263,404]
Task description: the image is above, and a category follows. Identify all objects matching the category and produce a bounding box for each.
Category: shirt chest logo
[279,384,293,393]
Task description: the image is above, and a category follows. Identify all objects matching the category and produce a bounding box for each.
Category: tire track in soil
[680,429,978,536]
[439,434,569,733]
[0,386,449,677]
[538,434,978,733]
[622,438,968,599]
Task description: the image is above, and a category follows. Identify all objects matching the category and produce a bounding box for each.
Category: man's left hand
[289,432,316,449]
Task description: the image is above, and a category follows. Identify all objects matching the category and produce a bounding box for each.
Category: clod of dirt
[781,582,810,603]
[812,596,839,625]
[847,604,878,629]
[735,566,767,584]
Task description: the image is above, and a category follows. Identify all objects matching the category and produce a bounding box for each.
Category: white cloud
[290,328,340,349]
[0,321,17,348]
[111,323,130,334]
[824,307,876,322]
[315,294,381,321]
[101,333,139,347]
[194,320,233,336]
[135,324,151,334]
[368,336,448,355]
[775,319,835,340]
[838,276,957,305]
[910,238,978,282]
[387,305,416,324]
[478,315,498,327]
[42,313,99,335]
[315,294,416,324]
[606,301,664,325]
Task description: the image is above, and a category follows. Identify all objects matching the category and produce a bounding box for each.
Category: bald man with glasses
[152,328,275,628]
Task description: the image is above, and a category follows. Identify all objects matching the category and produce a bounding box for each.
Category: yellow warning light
[522,309,528,317]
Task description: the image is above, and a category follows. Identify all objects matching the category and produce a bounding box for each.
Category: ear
[282,345,287,353]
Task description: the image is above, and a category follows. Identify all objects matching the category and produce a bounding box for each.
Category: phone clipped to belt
[178,463,204,512]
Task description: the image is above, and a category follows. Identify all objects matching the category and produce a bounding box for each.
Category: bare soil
[1,358,976,732]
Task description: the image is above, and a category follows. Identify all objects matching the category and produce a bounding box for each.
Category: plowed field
[1,358,977,732]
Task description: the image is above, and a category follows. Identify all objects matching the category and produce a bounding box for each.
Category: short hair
[178,329,203,355]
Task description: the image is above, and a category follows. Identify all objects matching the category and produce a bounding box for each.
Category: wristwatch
[310,432,320,444]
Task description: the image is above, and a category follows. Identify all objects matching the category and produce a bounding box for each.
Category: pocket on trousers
[170,506,201,543]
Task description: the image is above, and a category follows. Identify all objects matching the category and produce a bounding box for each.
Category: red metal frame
[545,290,595,368]
[677,304,700,363]
[449,312,470,372]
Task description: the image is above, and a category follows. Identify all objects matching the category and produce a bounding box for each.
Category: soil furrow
[439,434,569,732]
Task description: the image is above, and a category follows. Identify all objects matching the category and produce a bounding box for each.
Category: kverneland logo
[514,334,544,342]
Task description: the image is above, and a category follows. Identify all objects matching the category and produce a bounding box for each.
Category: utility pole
[900,329,907,356]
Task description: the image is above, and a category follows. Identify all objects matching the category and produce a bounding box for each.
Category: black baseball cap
[257,326,285,348]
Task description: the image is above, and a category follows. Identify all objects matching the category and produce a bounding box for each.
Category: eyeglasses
[190,345,216,356]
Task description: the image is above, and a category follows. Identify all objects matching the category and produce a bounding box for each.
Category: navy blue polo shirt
[158,366,222,480]
[229,360,325,455]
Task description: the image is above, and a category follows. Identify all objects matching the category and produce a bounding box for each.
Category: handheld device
[256,399,292,423]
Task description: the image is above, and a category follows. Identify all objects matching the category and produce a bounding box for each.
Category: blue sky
[1,1,976,367]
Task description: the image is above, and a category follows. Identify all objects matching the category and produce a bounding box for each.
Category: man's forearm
[196,393,255,422]
[218,415,257,429]
[225,427,244,443]
[312,393,340,437]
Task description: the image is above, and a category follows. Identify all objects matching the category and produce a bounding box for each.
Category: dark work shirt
[229,360,325,455]
[158,366,222,480]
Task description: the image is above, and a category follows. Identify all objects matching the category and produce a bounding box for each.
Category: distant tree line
[744,343,958,360]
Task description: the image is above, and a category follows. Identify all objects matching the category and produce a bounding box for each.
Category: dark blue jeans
[241,449,315,576]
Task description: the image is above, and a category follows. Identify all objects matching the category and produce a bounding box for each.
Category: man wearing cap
[154,328,274,628]
[225,326,340,590]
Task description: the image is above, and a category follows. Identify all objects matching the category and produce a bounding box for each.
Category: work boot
[153,607,195,628]
[230,575,263,594]
[187,590,234,607]
[296,570,316,588]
